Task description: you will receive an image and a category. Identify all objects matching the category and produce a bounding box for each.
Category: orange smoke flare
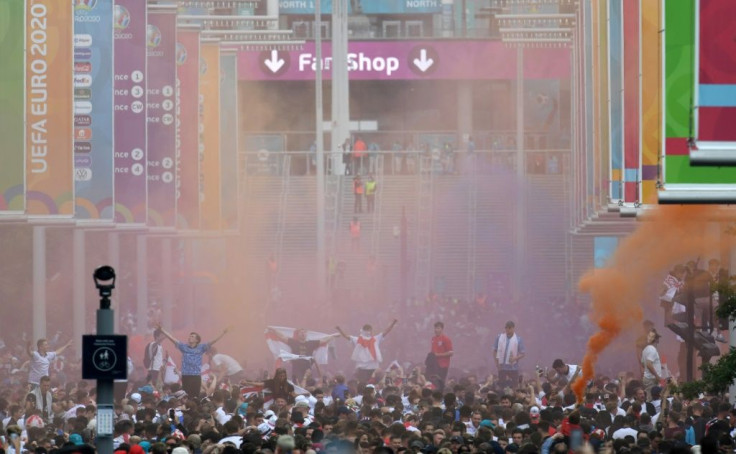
[571,205,734,402]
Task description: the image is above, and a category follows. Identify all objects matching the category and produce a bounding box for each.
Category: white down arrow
[413,49,434,72]
[264,50,285,73]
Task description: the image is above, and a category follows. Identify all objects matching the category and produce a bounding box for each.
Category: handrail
[238,149,572,155]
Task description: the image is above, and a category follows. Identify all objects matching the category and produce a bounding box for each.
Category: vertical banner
[662,0,736,185]
[176,25,200,230]
[113,0,147,223]
[26,0,74,216]
[220,50,239,231]
[74,0,114,220]
[146,6,177,227]
[200,40,221,230]
[598,0,610,206]
[591,0,601,207]
[584,0,595,214]
[640,0,660,204]
[697,0,736,141]
[608,0,623,201]
[622,0,640,202]
[0,0,25,212]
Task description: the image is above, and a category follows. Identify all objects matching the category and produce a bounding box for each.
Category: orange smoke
[572,205,735,402]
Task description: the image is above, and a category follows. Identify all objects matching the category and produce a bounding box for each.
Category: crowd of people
[0,308,732,454]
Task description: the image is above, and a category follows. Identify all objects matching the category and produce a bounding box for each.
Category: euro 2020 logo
[75,0,97,11]
[176,43,188,66]
[114,5,130,30]
[147,24,162,48]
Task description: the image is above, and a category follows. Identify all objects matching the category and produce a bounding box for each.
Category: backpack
[143,342,159,370]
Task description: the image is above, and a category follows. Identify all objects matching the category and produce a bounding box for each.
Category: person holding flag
[266,328,338,381]
[336,319,398,383]
[265,327,339,381]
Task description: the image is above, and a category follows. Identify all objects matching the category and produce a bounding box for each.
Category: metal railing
[238,149,570,177]
[288,19,502,41]
[247,130,569,153]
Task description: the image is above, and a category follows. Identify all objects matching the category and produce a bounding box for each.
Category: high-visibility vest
[354,181,364,194]
[365,181,376,195]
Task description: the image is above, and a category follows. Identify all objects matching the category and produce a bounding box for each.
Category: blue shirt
[176,342,210,376]
[332,383,348,400]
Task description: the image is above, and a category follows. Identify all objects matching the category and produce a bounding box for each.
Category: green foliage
[715,282,736,320]
[678,278,736,399]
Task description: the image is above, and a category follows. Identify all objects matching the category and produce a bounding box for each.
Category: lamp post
[315,0,326,303]
[332,0,349,175]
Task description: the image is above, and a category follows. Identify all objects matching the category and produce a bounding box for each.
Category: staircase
[238,159,571,309]
[413,154,436,299]
[473,172,518,304]
[525,174,568,299]
[429,175,471,298]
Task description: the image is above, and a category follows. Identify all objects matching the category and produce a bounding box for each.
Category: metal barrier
[238,149,569,177]
[243,130,569,155]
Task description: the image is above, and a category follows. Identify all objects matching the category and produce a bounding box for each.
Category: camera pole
[95,266,116,454]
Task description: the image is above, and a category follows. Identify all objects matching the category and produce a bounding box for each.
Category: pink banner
[238,40,570,81]
[176,27,200,230]
[623,0,639,202]
[699,0,736,84]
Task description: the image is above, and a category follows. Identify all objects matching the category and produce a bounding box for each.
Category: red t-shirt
[431,334,453,368]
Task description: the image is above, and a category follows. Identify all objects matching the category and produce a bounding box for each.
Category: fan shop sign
[238,40,571,81]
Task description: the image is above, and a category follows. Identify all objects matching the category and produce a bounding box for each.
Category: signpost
[82,335,128,380]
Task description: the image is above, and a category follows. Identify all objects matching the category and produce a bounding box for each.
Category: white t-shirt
[559,364,579,382]
[349,333,384,370]
[219,435,242,448]
[29,351,57,385]
[163,357,180,385]
[147,342,165,370]
[215,406,232,425]
[641,345,661,380]
[2,417,25,431]
[612,427,638,440]
[211,354,243,376]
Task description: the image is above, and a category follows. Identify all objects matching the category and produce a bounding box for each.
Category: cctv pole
[96,272,115,454]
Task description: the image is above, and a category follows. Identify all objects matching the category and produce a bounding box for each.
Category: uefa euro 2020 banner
[74,0,115,220]
[146,5,177,228]
[176,26,201,230]
[200,41,221,230]
[26,0,75,216]
[0,0,25,212]
[114,0,148,224]
[220,50,239,231]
